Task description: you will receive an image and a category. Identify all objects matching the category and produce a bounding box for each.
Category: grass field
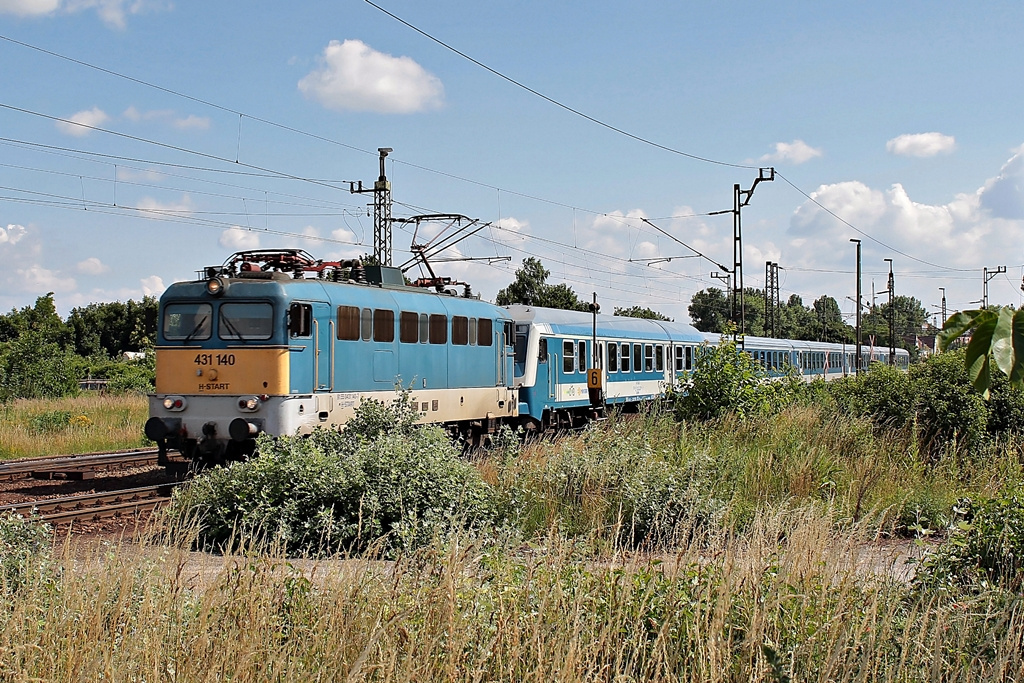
[0,393,150,459]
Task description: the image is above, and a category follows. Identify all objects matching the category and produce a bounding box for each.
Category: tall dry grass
[3,509,1023,681]
[0,393,150,459]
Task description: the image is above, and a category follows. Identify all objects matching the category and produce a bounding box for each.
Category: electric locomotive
[146,249,517,466]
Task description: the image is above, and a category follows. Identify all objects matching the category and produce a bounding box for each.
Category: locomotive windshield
[219,302,274,340]
[163,303,212,341]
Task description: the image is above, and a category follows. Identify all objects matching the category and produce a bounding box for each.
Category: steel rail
[0,449,160,481]
[0,483,180,523]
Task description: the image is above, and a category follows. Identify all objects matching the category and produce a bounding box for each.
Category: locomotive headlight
[206,276,228,297]
[162,396,187,411]
[237,396,261,412]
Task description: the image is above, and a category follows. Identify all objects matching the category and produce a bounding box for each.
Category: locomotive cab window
[219,302,273,340]
[538,338,548,362]
[563,340,575,373]
[337,306,359,340]
[288,303,312,338]
[163,303,212,341]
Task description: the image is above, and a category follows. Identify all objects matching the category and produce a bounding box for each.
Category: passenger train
[145,249,909,466]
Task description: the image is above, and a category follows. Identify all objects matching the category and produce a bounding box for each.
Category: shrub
[915,491,1024,592]
[171,395,497,556]
[910,350,987,458]
[826,362,913,431]
[0,512,51,592]
[28,410,72,433]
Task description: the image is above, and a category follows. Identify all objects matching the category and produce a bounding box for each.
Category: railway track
[0,449,161,481]
[0,483,180,523]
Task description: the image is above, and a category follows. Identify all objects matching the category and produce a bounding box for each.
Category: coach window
[469,318,478,345]
[360,308,372,341]
[563,340,575,373]
[419,313,429,343]
[608,343,618,372]
[400,311,418,343]
[621,343,630,372]
[373,309,394,343]
[633,344,643,373]
[578,340,587,372]
[478,318,493,346]
[163,303,212,341]
[288,303,312,338]
[655,345,664,372]
[429,314,447,344]
[452,316,469,345]
[337,306,359,340]
[219,302,274,340]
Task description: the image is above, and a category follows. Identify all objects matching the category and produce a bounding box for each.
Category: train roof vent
[363,266,407,288]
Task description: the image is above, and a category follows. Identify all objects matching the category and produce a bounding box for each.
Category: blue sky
[2,1,1023,328]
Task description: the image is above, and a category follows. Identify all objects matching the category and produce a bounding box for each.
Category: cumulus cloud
[298,39,445,114]
[219,226,260,250]
[140,275,165,297]
[0,0,60,16]
[76,257,109,275]
[0,224,27,246]
[17,265,75,293]
[56,107,109,136]
[979,144,1024,220]
[124,106,210,131]
[173,114,211,130]
[760,139,823,165]
[134,195,193,217]
[886,132,956,157]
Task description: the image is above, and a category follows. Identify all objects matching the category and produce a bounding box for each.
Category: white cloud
[76,257,109,275]
[979,144,1024,219]
[886,132,956,157]
[173,114,211,130]
[135,195,193,217]
[17,265,76,293]
[298,39,445,114]
[219,226,260,250]
[760,139,823,165]
[0,0,59,16]
[0,224,27,245]
[63,0,168,29]
[140,275,165,297]
[56,107,109,136]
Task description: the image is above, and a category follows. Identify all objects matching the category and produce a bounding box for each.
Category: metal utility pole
[764,261,781,338]
[939,287,947,325]
[730,168,775,340]
[711,271,731,325]
[983,266,1005,308]
[881,258,895,366]
[851,239,862,374]
[349,147,394,265]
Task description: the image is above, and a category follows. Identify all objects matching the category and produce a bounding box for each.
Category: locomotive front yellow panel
[156,347,289,395]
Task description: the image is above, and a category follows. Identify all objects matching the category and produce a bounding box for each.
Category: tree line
[0,294,157,402]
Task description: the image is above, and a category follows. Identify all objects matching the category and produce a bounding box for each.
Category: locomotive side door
[312,301,332,392]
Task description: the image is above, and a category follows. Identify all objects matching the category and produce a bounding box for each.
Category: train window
[419,314,429,343]
[634,344,643,373]
[452,316,469,345]
[563,340,575,373]
[656,345,664,372]
[578,340,587,372]
[400,311,418,343]
[538,338,548,362]
[219,302,274,340]
[608,343,618,372]
[163,303,212,341]
[504,321,514,347]
[337,306,359,340]
[478,318,493,346]
[360,308,372,341]
[686,346,693,371]
[469,318,477,345]
[373,309,394,343]
[429,314,447,344]
[643,345,653,372]
[288,303,312,338]
[621,343,630,372]
[514,334,528,365]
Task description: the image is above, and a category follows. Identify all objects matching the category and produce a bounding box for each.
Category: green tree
[863,295,928,350]
[495,258,587,311]
[66,297,158,358]
[613,306,672,321]
[687,288,731,332]
[811,295,854,343]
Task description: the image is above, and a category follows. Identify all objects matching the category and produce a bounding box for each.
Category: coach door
[312,302,332,392]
